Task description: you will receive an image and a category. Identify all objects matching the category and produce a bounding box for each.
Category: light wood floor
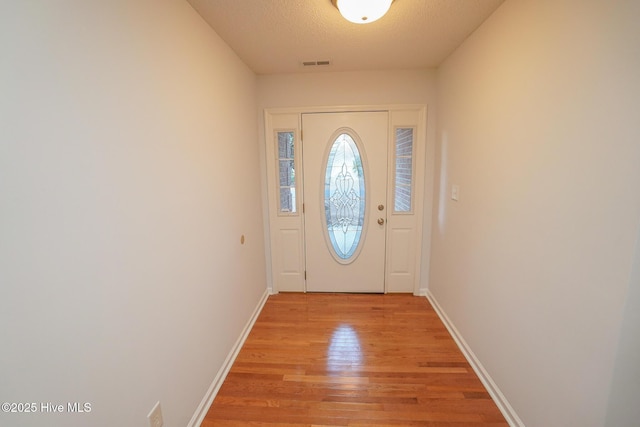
[203,293,508,426]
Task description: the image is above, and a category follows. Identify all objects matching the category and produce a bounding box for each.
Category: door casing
[264,105,428,294]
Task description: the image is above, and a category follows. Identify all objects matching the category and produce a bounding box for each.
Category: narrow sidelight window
[394,128,414,212]
[277,131,296,213]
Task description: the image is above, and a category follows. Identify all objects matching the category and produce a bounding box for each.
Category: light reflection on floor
[327,324,363,373]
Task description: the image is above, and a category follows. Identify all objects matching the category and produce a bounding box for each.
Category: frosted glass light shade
[335,0,393,24]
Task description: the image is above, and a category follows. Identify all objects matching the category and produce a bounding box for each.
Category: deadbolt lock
[378,204,384,211]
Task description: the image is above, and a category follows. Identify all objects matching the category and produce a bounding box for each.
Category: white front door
[302,111,389,292]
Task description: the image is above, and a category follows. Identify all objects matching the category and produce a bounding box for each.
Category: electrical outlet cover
[147,401,163,427]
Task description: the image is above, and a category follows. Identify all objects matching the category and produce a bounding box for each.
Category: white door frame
[263,105,428,295]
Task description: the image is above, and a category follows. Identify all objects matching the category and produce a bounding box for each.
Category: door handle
[377,218,385,225]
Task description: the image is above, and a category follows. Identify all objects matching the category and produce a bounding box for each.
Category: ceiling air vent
[301,60,332,67]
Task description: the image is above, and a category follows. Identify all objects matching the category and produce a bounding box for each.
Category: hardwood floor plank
[203,293,508,426]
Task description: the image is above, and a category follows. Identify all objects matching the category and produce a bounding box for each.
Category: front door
[302,111,388,292]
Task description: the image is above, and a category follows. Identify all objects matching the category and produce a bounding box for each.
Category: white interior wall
[432,0,640,425]
[257,70,437,293]
[0,1,266,426]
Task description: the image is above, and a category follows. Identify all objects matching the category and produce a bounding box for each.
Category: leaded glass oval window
[324,133,365,261]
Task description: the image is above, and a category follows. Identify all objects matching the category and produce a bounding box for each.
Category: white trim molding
[425,291,525,427]
[188,289,270,427]
[264,104,429,294]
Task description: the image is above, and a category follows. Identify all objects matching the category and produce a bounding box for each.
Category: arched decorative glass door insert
[324,132,366,262]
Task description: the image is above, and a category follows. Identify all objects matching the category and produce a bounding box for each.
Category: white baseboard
[425,291,525,427]
[188,289,270,427]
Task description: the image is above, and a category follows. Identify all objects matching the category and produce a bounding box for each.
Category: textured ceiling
[186,0,505,75]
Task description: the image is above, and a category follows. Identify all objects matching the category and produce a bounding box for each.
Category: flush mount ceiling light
[331,0,394,24]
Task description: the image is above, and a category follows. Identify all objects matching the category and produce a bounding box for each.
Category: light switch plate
[451,184,460,201]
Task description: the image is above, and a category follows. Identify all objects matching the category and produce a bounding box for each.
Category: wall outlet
[147,401,163,427]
